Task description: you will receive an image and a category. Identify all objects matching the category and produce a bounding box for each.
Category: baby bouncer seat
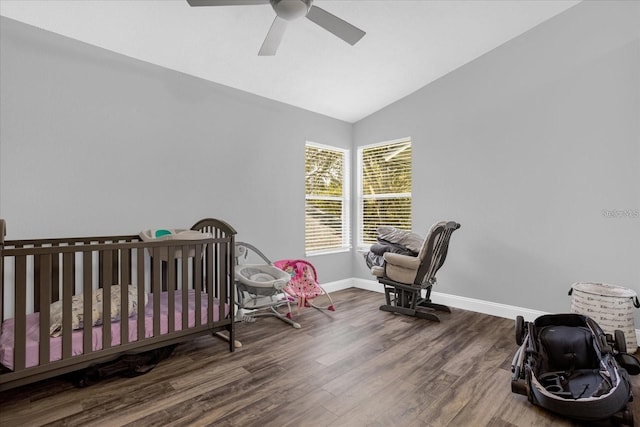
[273,259,335,315]
[234,242,301,329]
[371,221,460,322]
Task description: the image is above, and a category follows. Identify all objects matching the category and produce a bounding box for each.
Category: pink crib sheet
[0,290,228,370]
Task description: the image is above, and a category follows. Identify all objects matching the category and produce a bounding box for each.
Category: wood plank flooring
[1,288,639,426]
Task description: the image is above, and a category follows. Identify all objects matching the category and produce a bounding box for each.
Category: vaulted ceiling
[0,0,580,122]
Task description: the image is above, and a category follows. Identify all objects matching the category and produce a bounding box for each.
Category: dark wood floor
[1,288,639,426]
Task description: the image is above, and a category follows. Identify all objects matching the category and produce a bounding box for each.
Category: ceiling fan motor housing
[271,0,312,21]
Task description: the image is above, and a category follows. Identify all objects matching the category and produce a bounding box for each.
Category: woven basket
[569,282,639,351]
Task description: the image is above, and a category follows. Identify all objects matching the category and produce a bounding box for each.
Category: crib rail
[0,219,236,391]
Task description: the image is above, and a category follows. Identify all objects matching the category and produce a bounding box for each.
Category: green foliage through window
[359,139,412,245]
[305,144,350,253]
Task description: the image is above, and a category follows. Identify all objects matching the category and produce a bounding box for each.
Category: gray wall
[1,0,639,316]
[353,1,640,315]
[0,17,353,283]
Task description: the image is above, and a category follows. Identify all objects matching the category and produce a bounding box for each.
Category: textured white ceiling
[0,0,580,122]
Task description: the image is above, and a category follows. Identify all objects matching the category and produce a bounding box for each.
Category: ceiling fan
[186,0,366,56]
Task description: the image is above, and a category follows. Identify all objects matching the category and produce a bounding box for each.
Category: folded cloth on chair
[365,251,384,269]
[370,242,417,257]
[364,228,421,269]
[376,226,424,253]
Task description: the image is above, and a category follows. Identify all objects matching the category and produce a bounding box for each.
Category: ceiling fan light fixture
[271,0,312,21]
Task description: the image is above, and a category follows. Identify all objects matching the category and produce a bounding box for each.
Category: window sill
[305,247,352,257]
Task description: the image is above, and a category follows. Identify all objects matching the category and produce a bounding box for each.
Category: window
[358,138,412,249]
[305,142,350,254]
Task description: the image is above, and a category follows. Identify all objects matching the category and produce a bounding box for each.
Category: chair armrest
[383,252,421,270]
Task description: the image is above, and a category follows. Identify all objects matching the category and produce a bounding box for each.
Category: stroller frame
[511,313,640,425]
[234,242,300,329]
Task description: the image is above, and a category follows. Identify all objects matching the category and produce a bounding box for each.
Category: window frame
[357,137,412,251]
[304,141,351,256]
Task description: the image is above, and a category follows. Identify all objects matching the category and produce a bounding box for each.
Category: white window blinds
[305,143,350,254]
[359,139,412,246]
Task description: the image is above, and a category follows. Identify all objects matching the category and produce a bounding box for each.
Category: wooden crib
[0,218,236,391]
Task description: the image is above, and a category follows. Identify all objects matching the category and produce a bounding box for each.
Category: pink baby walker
[273,259,335,315]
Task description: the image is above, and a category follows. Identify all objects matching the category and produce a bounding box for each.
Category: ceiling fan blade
[186,0,269,6]
[259,16,288,56]
[306,5,365,46]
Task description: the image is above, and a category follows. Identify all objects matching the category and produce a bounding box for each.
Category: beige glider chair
[371,221,461,322]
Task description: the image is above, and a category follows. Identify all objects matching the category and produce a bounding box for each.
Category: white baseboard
[349,277,384,294]
[349,278,546,321]
[321,278,354,293]
[328,278,640,344]
[322,277,640,352]
[429,291,548,323]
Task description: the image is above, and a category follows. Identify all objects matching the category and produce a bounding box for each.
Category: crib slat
[193,245,204,326]
[62,253,73,359]
[83,252,93,354]
[200,243,206,324]
[61,254,73,358]
[111,248,119,287]
[52,247,60,304]
[14,255,27,371]
[33,254,41,313]
[215,240,220,299]
[102,251,112,350]
[167,247,175,334]
[0,241,3,325]
[121,248,131,286]
[218,242,226,327]
[120,252,129,346]
[181,247,188,331]
[152,247,161,337]
[195,244,202,326]
[210,238,216,300]
[207,241,214,327]
[137,247,145,341]
[228,238,235,351]
[39,254,51,365]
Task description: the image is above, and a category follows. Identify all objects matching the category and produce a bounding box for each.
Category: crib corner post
[0,219,4,323]
[228,233,236,352]
[0,218,5,247]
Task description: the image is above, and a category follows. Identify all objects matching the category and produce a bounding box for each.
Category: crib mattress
[0,290,227,370]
